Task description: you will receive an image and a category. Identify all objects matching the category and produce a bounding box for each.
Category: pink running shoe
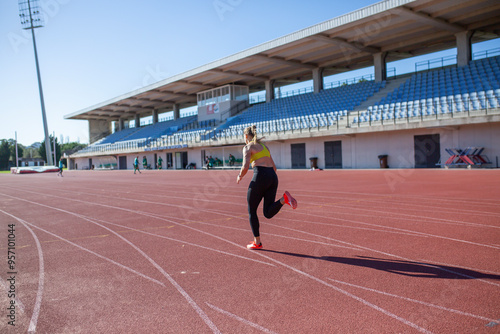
[247,241,263,250]
[283,191,297,209]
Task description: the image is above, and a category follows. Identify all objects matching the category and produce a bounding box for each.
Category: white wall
[71,122,500,170]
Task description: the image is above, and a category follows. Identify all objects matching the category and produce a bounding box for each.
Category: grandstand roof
[65,0,500,121]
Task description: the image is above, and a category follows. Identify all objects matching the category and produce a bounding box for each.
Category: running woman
[134,156,141,174]
[237,125,297,250]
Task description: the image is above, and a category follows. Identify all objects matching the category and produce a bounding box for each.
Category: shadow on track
[261,250,500,280]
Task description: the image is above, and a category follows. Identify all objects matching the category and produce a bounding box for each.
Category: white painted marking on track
[301,200,500,231]
[289,210,500,250]
[327,278,498,323]
[0,195,221,334]
[0,189,429,332]
[83,214,275,267]
[30,188,431,332]
[250,250,432,333]
[0,189,275,267]
[417,259,500,287]
[2,188,494,285]
[201,207,426,238]
[19,218,44,333]
[0,210,165,287]
[206,302,277,334]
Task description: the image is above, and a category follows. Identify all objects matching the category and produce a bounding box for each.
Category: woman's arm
[237,145,252,184]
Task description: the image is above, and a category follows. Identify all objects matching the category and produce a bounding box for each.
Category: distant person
[237,125,297,250]
[205,156,213,169]
[229,154,236,166]
[142,156,148,169]
[134,156,141,174]
[158,156,163,170]
[57,159,64,177]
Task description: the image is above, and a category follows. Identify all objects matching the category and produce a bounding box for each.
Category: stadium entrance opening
[291,143,306,169]
[175,152,188,169]
[414,134,441,168]
[324,141,342,169]
[166,153,173,169]
[118,156,127,170]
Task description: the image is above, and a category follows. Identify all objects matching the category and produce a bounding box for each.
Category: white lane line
[3,189,494,286]
[295,192,500,218]
[251,251,432,333]
[192,220,362,251]
[197,210,500,287]
[61,191,430,331]
[206,302,277,334]
[8,184,497,242]
[0,196,221,334]
[18,217,44,333]
[41,184,497,249]
[417,259,500,287]
[300,200,500,231]
[0,190,275,265]
[0,189,490,333]
[205,207,426,238]
[287,210,500,250]
[82,215,275,268]
[283,188,500,207]
[0,191,430,332]
[1,210,165,287]
[327,278,499,324]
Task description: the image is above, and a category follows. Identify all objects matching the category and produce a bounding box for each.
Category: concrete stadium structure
[66,0,500,170]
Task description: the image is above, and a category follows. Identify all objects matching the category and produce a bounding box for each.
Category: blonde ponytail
[251,125,257,144]
[244,124,259,144]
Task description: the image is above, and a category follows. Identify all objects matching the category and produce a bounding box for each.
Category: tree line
[0,136,87,170]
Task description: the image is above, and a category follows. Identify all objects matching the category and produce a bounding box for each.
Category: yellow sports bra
[250,143,271,163]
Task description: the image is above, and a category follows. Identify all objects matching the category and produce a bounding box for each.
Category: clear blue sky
[1,0,498,146]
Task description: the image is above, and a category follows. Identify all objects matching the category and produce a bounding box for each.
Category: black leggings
[247,167,283,237]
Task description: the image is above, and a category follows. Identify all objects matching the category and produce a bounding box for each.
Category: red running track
[0,169,499,333]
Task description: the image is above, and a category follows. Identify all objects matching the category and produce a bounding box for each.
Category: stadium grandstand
[65,0,500,170]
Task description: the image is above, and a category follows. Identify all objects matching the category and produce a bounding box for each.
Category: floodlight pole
[24,0,53,166]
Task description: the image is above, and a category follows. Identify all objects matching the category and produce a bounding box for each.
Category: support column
[373,52,387,82]
[313,67,324,93]
[118,118,125,131]
[152,109,158,124]
[456,30,472,67]
[173,104,180,120]
[265,80,275,103]
[134,114,140,127]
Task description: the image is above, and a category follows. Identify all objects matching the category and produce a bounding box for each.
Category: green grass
[0,170,12,174]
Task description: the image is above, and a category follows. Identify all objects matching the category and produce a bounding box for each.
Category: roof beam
[152,89,195,98]
[391,6,465,33]
[177,80,218,90]
[387,51,414,59]
[309,35,380,54]
[208,69,269,81]
[128,96,174,104]
[252,54,317,70]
